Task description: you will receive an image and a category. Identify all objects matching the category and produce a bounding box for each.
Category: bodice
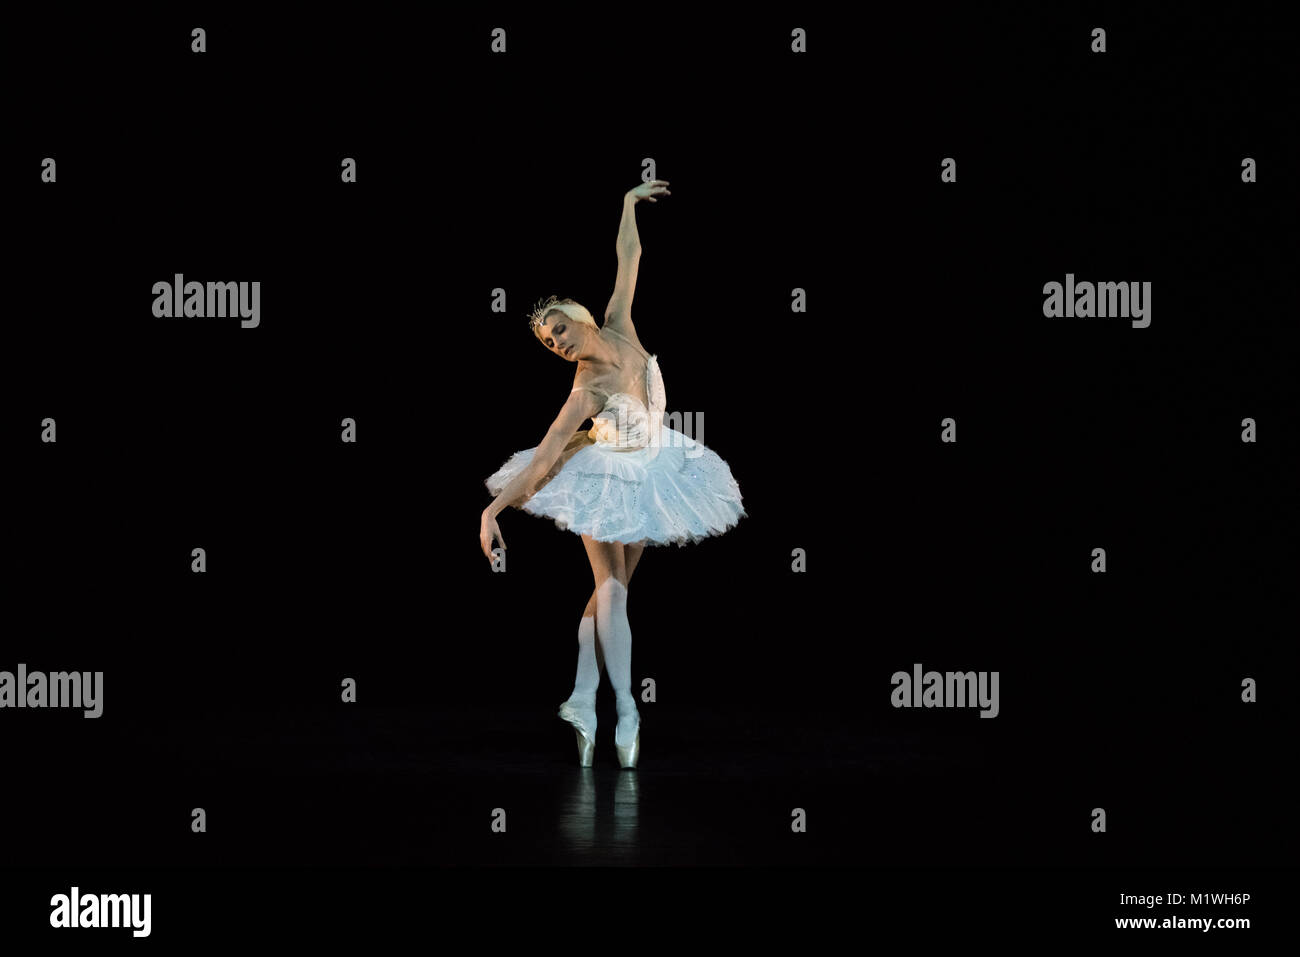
[572,325,667,453]
[588,392,652,449]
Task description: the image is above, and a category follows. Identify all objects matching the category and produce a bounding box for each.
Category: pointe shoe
[572,727,595,767]
[558,699,596,767]
[615,717,640,770]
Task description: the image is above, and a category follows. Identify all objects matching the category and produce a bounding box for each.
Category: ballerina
[480,180,746,769]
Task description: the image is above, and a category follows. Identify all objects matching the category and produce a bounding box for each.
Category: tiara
[528,295,563,333]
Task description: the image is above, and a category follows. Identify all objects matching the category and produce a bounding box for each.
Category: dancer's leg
[564,540,648,747]
[569,592,601,700]
[561,588,602,745]
[624,542,646,583]
[582,536,641,749]
[573,542,644,694]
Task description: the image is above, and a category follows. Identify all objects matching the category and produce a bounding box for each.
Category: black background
[3,3,1296,943]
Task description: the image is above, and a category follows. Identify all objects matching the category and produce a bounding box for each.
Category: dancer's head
[529,295,598,362]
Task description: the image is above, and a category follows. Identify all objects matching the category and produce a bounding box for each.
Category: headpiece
[528,295,596,335]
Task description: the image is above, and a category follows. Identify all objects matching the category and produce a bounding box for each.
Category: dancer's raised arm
[605,181,670,331]
[480,388,603,560]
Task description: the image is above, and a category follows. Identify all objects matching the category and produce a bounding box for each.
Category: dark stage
[3,3,1297,945]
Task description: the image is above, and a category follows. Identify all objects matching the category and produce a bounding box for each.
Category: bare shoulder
[569,367,606,401]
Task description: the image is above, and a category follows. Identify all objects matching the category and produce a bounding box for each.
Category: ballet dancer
[480,180,746,769]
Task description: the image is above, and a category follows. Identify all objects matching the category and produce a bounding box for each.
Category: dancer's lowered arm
[480,387,603,561]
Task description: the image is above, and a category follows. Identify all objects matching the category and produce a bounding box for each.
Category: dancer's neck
[578,328,622,370]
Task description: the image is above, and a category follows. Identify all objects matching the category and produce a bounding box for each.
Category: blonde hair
[528,295,597,343]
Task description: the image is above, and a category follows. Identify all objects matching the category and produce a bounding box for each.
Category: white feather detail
[645,354,667,457]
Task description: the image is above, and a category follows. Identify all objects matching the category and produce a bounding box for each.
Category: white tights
[567,614,601,733]
[595,577,639,748]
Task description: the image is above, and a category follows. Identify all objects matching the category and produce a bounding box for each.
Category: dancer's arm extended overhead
[604,180,669,336]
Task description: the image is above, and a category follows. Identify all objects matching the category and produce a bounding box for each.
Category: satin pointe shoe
[615,715,640,770]
[558,698,596,767]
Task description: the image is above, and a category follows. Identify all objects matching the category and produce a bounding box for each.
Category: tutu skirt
[485,423,745,546]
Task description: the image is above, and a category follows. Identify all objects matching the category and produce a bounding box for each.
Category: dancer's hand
[626,180,670,204]
[480,509,506,562]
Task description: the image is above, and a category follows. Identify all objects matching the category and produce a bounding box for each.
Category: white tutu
[485,412,746,547]
[487,330,745,546]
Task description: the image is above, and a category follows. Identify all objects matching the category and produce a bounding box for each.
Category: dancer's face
[538,314,584,362]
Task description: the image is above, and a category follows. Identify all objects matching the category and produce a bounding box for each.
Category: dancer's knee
[596,575,629,608]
